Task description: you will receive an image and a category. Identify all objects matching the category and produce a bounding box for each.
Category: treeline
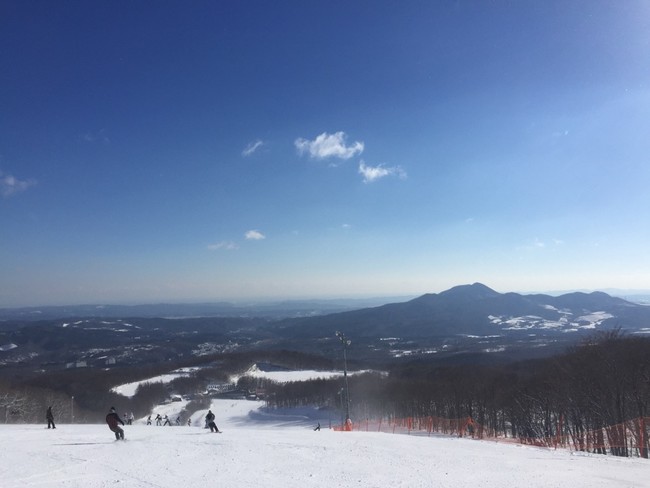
[261,332,650,457]
[0,348,333,423]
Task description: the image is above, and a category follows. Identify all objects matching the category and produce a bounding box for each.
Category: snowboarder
[205,410,221,433]
[46,406,56,429]
[106,407,125,440]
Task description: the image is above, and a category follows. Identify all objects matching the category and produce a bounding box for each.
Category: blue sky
[1,1,650,307]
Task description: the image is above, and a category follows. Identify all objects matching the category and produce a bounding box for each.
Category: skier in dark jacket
[46,406,56,429]
[205,409,221,433]
[106,407,125,440]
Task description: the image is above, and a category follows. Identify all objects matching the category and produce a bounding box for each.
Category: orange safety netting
[518,416,650,458]
[333,415,650,458]
[333,415,482,437]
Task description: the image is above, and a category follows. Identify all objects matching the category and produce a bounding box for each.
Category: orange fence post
[640,417,646,458]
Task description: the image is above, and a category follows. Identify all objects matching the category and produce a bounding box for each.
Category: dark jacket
[106,411,124,430]
[46,407,54,420]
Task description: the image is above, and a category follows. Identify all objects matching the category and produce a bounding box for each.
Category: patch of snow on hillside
[576,312,613,328]
[111,371,192,397]
[231,364,372,384]
[490,308,614,332]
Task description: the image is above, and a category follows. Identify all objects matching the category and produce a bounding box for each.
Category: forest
[253,332,650,457]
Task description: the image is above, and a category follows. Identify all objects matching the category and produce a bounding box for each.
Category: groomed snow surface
[2,398,648,488]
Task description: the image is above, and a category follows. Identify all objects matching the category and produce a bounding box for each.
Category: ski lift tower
[335,331,351,427]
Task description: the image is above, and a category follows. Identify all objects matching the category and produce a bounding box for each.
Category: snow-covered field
[110,368,197,397]
[230,364,375,384]
[1,398,648,488]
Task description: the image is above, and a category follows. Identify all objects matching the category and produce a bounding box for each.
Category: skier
[205,410,221,433]
[129,412,135,425]
[155,413,162,426]
[146,415,152,425]
[106,407,125,440]
[187,417,191,426]
[314,422,321,431]
[175,416,181,426]
[163,414,171,426]
[46,406,56,429]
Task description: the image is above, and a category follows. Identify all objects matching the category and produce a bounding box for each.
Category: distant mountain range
[0,296,414,321]
[2,283,649,370]
[271,282,650,339]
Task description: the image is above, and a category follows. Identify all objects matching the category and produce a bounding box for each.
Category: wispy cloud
[81,129,110,144]
[0,171,37,198]
[245,230,266,240]
[295,131,364,160]
[207,241,239,251]
[242,140,264,157]
[517,238,564,252]
[358,161,407,183]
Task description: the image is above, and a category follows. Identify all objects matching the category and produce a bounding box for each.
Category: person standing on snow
[46,406,56,429]
[205,410,221,433]
[106,407,125,440]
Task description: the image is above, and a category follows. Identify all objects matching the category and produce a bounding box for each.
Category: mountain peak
[439,283,500,299]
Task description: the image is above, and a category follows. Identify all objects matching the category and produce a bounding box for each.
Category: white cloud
[295,132,364,160]
[245,230,266,240]
[242,140,264,157]
[207,241,239,251]
[0,171,37,198]
[358,161,407,183]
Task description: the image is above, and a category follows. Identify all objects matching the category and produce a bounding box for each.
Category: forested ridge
[259,332,650,456]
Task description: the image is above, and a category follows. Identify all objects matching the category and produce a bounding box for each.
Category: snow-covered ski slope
[1,398,648,488]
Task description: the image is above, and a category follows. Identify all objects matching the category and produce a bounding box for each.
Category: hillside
[2,399,648,488]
